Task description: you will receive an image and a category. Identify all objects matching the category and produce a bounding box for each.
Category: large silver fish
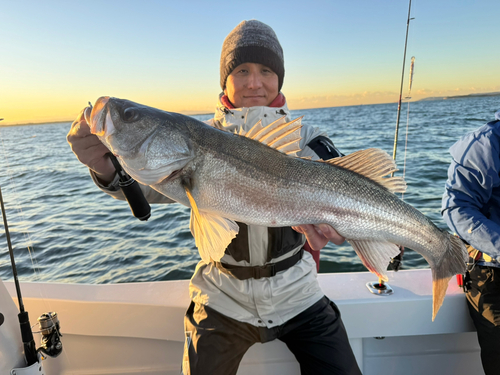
[87,96,467,320]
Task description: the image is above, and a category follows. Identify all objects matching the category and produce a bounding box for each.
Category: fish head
[88,96,195,185]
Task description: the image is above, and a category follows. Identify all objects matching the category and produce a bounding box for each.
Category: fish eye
[122,107,139,122]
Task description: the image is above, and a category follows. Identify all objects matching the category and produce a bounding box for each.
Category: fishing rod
[85,102,151,221]
[388,0,415,276]
[369,0,414,294]
[387,0,415,273]
[1,184,63,371]
[392,0,414,164]
[0,119,39,366]
[386,56,415,274]
[400,56,416,196]
[0,186,38,366]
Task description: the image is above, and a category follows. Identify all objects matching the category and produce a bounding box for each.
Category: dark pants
[182,296,361,375]
[466,265,500,375]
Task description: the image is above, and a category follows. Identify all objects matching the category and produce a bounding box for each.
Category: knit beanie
[220,20,285,91]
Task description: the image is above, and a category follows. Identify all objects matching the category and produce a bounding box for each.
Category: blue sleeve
[442,126,500,260]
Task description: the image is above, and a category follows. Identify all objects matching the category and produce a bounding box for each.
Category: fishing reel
[389,247,404,272]
[36,312,63,358]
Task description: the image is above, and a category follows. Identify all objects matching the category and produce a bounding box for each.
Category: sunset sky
[1,0,498,125]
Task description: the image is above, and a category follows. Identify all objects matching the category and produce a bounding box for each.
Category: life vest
[211,94,343,274]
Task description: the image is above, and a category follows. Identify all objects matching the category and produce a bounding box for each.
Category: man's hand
[67,108,115,184]
[292,224,345,251]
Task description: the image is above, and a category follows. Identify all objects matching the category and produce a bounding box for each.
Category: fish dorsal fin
[241,116,303,157]
[348,239,401,281]
[327,148,407,193]
[245,119,267,138]
[184,187,239,264]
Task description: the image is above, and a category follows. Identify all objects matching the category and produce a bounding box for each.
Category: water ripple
[1,96,499,284]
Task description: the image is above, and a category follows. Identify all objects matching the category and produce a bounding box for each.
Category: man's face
[224,62,279,108]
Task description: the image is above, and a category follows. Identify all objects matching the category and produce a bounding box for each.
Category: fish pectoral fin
[348,239,401,281]
[327,148,407,194]
[185,188,239,264]
[189,210,239,264]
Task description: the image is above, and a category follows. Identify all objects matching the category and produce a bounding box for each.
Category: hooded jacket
[442,111,500,267]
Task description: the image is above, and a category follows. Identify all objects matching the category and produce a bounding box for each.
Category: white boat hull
[5,269,483,374]
[0,278,27,372]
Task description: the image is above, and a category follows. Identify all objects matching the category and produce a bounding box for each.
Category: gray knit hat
[220,20,285,91]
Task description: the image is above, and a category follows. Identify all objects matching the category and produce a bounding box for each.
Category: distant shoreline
[418,91,500,102]
[0,120,72,128]
[2,92,499,127]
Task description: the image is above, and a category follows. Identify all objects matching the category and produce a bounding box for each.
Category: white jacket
[190,96,328,327]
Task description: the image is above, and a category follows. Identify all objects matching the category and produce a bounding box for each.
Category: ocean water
[0,96,499,284]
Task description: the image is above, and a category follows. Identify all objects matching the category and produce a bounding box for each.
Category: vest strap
[215,248,305,280]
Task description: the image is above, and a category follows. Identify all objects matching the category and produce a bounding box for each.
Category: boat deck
[5,269,483,374]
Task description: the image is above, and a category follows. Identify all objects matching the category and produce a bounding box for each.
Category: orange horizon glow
[1,86,499,127]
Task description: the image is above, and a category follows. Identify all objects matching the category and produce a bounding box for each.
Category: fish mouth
[89,96,110,136]
[87,96,195,186]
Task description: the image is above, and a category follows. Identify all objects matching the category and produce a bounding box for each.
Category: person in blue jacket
[442,110,500,375]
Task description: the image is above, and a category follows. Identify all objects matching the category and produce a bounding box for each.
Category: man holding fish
[68,19,362,374]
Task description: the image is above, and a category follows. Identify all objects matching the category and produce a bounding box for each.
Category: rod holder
[366,281,394,296]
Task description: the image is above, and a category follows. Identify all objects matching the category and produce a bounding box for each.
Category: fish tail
[431,233,468,321]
